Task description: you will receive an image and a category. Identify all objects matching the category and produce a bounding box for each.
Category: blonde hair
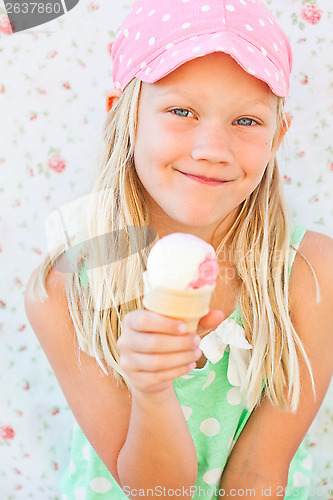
[30,77,314,412]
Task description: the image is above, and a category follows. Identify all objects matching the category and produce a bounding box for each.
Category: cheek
[240,134,274,174]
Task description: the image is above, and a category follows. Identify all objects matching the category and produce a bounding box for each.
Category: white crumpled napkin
[199,317,252,389]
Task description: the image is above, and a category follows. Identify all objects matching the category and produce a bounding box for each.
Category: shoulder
[289,229,333,326]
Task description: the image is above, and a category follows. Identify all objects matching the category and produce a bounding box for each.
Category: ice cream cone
[143,271,215,331]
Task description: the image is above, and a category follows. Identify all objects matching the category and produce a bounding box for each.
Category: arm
[24,266,223,499]
[219,230,333,499]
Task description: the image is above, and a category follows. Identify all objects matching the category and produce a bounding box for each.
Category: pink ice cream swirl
[187,253,219,289]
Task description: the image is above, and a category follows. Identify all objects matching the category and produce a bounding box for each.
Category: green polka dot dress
[60,226,313,499]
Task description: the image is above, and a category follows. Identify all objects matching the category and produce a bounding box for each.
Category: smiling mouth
[176,170,231,185]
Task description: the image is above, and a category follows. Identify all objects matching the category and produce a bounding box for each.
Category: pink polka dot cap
[111,0,292,98]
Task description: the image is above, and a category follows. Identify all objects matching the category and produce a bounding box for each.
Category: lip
[177,170,232,186]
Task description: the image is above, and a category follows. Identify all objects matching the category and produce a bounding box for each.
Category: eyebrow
[153,87,275,110]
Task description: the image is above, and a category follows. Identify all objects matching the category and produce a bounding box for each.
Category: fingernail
[193,335,201,346]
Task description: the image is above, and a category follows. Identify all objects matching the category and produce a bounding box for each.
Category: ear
[106,88,123,113]
[269,112,292,160]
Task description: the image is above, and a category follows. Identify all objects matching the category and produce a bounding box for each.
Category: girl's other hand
[119,309,224,396]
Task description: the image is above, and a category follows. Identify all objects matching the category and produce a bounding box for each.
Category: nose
[190,123,234,164]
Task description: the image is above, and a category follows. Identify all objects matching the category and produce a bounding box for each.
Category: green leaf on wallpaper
[45,171,51,179]
[314,219,325,225]
[299,22,305,31]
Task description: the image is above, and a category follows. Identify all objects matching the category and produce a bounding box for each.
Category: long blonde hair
[30,77,315,412]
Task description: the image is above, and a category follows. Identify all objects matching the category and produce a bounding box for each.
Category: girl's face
[134,52,279,243]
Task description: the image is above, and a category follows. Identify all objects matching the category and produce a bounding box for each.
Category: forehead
[140,52,278,110]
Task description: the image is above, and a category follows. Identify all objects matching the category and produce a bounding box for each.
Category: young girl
[24,0,333,499]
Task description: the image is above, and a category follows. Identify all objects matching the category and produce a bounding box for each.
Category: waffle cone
[142,282,214,332]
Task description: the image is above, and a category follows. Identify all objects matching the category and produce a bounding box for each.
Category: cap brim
[133,31,288,98]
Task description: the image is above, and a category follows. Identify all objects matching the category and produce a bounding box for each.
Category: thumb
[197,309,225,334]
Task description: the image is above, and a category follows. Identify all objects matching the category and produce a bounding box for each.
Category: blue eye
[237,117,257,126]
[171,108,193,118]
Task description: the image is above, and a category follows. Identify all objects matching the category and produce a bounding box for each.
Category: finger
[129,331,201,354]
[125,309,188,335]
[127,348,202,372]
[197,309,225,334]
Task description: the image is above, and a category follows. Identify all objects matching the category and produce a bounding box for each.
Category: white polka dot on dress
[162,14,171,21]
[200,418,221,436]
[259,19,265,26]
[202,370,216,390]
[192,46,202,53]
[135,32,141,40]
[240,0,247,4]
[203,468,223,485]
[148,9,155,16]
[70,461,77,474]
[82,444,90,460]
[302,454,313,471]
[136,6,143,14]
[149,37,156,45]
[246,24,254,31]
[74,487,87,500]
[181,405,193,421]
[260,47,268,56]
[182,22,191,29]
[140,61,147,69]
[202,5,210,12]
[226,387,242,405]
[273,43,279,52]
[166,42,174,49]
[293,471,310,487]
[123,28,129,37]
[90,477,112,494]
[226,5,235,11]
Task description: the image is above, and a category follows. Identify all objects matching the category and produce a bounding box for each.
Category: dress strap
[288,225,308,275]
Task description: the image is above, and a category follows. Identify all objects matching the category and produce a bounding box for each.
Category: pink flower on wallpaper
[48,154,66,174]
[107,42,114,56]
[0,425,15,440]
[301,75,309,85]
[88,3,99,11]
[0,84,5,93]
[301,3,323,25]
[0,15,13,35]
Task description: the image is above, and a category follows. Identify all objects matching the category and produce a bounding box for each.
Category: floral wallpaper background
[0,0,332,498]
